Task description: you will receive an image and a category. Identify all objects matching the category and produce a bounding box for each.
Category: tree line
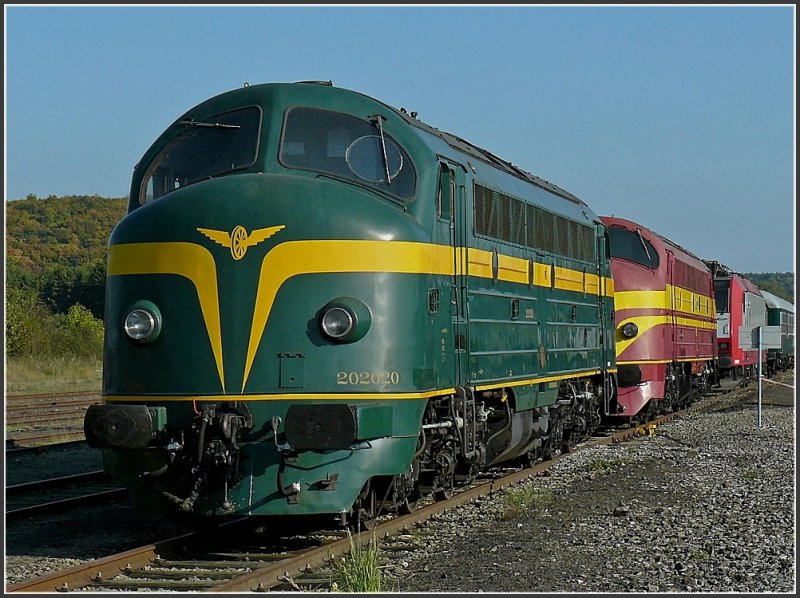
[6,194,126,358]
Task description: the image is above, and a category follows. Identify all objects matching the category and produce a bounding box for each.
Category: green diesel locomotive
[84,81,616,527]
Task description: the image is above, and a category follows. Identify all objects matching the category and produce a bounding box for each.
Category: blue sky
[4,5,795,274]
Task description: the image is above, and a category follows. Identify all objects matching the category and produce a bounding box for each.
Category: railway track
[5,391,100,449]
[7,382,743,593]
[5,470,129,521]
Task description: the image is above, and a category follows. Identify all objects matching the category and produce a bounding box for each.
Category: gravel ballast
[388,376,795,593]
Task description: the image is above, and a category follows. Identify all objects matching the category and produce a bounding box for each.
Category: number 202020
[337,371,400,385]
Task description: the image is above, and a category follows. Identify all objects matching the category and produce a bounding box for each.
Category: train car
[760,290,795,376]
[704,262,767,380]
[600,216,717,421]
[84,81,616,527]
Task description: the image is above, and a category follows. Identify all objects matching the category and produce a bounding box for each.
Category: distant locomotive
[601,217,717,421]
[705,262,767,381]
[760,290,795,376]
[84,81,617,526]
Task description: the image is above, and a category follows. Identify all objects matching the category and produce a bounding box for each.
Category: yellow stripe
[103,389,454,402]
[109,240,615,394]
[465,248,608,294]
[617,359,672,365]
[616,315,669,355]
[104,369,606,403]
[474,369,604,391]
[108,243,225,392]
[244,240,455,391]
[616,314,717,356]
[618,357,712,365]
[244,241,615,391]
[615,285,714,319]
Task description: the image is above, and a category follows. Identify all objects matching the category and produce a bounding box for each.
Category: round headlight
[621,322,639,338]
[319,297,371,343]
[123,302,161,343]
[321,307,354,339]
[719,342,729,351]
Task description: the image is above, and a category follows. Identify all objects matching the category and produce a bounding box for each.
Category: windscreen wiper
[179,119,240,129]
[635,228,652,262]
[370,114,391,185]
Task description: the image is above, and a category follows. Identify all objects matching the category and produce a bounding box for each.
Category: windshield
[714,279,730,313]
[140,106,261,204]
[607,226,659,269]
[279,108,416,199]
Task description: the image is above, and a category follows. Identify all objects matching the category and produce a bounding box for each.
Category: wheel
[399,493,419,515]
[349,481,377,531]
[396,459,421,514]
[433,474,454,501]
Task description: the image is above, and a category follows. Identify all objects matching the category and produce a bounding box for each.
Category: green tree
[60,303,105,357]
[5,286,55,356]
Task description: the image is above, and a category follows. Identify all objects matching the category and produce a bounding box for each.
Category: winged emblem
[197,225,286,260]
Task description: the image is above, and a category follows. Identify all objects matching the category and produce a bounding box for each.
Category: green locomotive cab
[86,81,616,526]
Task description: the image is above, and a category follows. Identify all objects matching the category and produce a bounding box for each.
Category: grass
[585,456,627,474]
[497,485,554,521]
[5,355,102,395]
[330,530,382,592]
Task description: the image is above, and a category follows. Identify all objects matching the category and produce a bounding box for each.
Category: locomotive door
[439,159,471,386]
[597,223,615,411]
[666,250,679,362]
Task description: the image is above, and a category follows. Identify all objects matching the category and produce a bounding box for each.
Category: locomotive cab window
[279,108,416,200]
[714,280,730,313]
[607,226,659,269]
[139,107,261,204]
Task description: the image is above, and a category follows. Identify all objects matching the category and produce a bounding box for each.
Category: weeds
[497,486,554,520]
[330,530,382,592]
[586,457,626,473]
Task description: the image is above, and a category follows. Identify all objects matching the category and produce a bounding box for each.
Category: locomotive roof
[601,216,708,267]
[394,110,589,208]
[760,290,795,313]
[299,81,590,209]
[196,81,591,213]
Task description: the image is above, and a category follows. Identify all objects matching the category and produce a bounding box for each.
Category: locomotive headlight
[621,322,639,338]
[319,297,371,343]
[719,342,730,351]
[322,308,353,338]
[123,301,161,343]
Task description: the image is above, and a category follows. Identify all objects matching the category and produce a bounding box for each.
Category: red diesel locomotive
[601,216,717,421]
[705,262,767,380]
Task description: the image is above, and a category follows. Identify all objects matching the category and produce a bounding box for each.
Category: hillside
[6,194,127,317]
[6,194,127,271]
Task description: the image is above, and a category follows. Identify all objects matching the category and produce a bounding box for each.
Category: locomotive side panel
[762,290,795,373]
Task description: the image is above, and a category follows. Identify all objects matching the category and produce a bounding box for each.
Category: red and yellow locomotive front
[601,217,716,419]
